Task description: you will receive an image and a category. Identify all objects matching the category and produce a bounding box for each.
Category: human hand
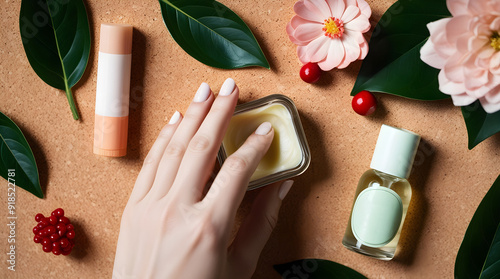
[112,78,294,279]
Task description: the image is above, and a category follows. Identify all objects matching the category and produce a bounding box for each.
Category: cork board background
[1,0,500,278]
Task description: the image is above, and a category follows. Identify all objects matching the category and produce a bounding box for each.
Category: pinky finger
[128,111,182,202]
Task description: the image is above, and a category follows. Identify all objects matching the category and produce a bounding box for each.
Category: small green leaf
[351,0,450,100]
[274,259,367,279]
[19,0,91,120]
[455,175,500,278]
[0,112,43,198]
[461,101,500,149]
[158,0,270,69]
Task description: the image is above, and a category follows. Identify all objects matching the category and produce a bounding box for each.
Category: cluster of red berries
[33,208,75,255]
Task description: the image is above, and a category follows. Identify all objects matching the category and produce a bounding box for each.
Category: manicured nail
[255,122,272,135]
[168,111,181,124]
[279,180,294,200]
[219,78,235,96]
[193,82,211,103]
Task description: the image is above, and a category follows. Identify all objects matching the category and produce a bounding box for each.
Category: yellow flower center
[491,32,500,51]
[323,17,344,39]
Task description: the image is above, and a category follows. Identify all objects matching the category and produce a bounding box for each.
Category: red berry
[66,224,74,231]
[50,233,60,242]
[57,225,67,237]
[46,226,56,235]
[52,241,61,250]
[43,245,52,253]
[60,238,70,248]
[40,228,50,237]
[352,90,377,116]
[52,208,64,218]
[59,217,70,225]
[49,215,58,225]
[300,62,322,83]
[52,247,62,255]
[34,235,42,243]
[61,249,72,255]
[38,230,44,237]
[67,230,75,239]
[42,237,52,246]
[37,220,48,229]
[33,226,39,234]
[35,213,44,222]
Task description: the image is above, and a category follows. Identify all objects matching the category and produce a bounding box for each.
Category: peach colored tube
[94,114,128,157]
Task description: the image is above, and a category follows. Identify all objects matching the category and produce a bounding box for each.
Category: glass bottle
[342,124,420,260]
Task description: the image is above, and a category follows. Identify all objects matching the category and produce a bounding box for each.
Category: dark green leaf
[455,175,500,278]
[19,0,91,120]
[158,0,269,69]
[274,259,366,279]
[0,112,43,198]
[461,101,500,149]
[351,0,450,100]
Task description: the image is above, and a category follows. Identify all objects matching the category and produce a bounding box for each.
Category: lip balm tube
[93,23,133,157]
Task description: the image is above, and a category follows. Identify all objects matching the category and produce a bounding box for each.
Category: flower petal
[318,38,345,70]
[490,17,500,30]
[358,40,368,59]
[345,14,370,32]
[443,53,466,83]
[294,22,324,43]
[420,38,447,69]
[308,36,331,62]
[326,0,346,19]
[483,84,500,105]
[446,0,468,16]
[356,0,372,18]
[341,33,360,63]
[451,93,477,106]
[490,51,500,75]
[439,70,466,95]
[446,15,472,44]
[286,22,304,45]
[291,15,314,29]
[480,95,500,113]
[294,0,324,22]
[297,45,310,64]
[305,0,332,19]
[341,6,360,23]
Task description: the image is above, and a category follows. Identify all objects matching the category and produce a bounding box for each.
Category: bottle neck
[373,169,403,188]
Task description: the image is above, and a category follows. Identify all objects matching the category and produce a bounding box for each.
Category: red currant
[35,213,44,222]
[42,237,52,246]
[66,224,74,231]
[300,62,322,83]
[52,241,61,250]
[67,231,75,240]
[52,248,62,255]
[49,215,58,225]
[34,235,42,243]
[59,217,70,224]
[42,245,52,253]
[50,233,60,242]
[37,220,48,229]
[46,226,56,235]
[33,226,39,234]
[352,90,377,116]
[61,249,72,255]
[60,238,70,248]
[52,208,64,218]
[57,224,67,237]
[40,228,50,237]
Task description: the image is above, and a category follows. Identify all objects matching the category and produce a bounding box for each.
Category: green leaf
[0,112,43,198]
[455,175,500,278]
[158,0,270,69]
[351,0,450,100]
[274,259,367,279]
[19,0,91,120]
[462,101,500,149]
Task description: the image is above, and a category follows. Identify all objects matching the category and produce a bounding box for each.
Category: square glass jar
[217,94,311,190]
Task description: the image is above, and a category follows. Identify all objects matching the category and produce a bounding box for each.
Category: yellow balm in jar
[218,94,311,190]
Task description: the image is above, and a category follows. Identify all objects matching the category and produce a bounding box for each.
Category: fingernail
[193,82,211,103]
[279,180,294,200]
[219,78,235,96]
[255,122,272,135]
[168,111,181,124]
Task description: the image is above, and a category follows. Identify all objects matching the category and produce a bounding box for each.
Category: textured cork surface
[1,0,500,278]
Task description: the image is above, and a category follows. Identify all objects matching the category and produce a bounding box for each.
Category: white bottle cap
[370,125,421,179]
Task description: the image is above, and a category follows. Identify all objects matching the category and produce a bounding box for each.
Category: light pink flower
[286,0,372,71]
[420,0,500,113]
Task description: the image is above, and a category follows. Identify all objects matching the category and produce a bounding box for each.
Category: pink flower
[286,0,372,71]
[420,0,500,113]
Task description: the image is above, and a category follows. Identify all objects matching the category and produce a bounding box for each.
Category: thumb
[228,180,294,274]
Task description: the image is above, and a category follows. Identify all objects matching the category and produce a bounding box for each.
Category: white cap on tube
[370,124,421,179]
